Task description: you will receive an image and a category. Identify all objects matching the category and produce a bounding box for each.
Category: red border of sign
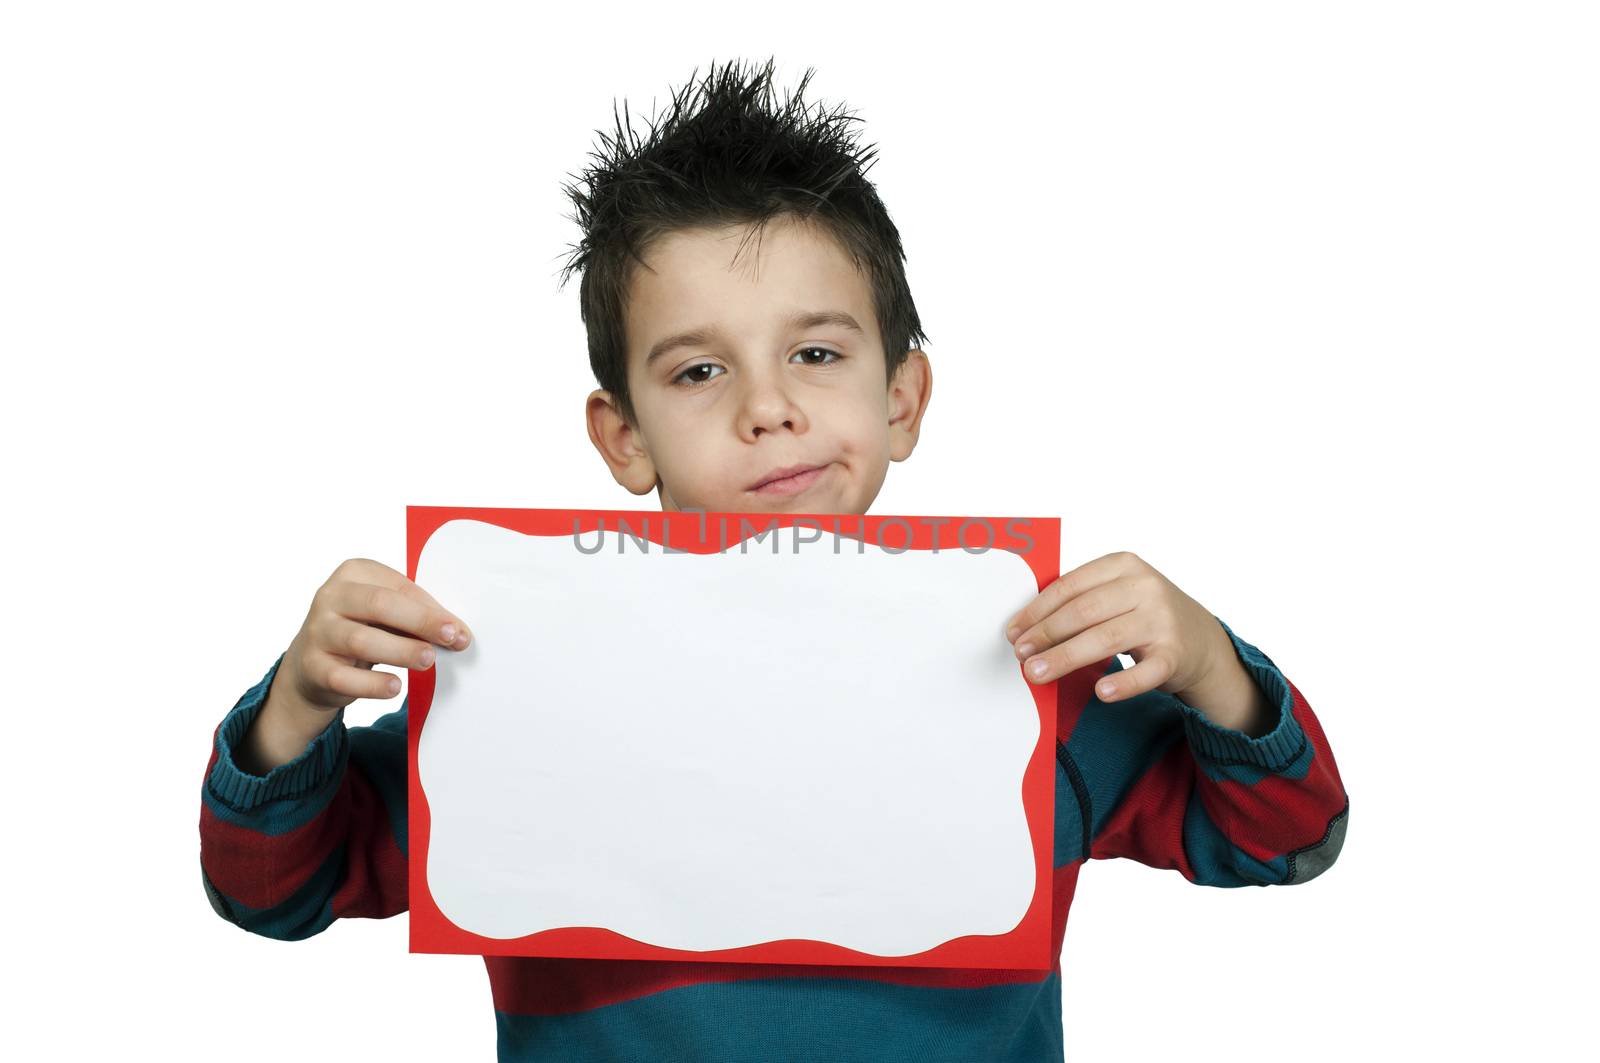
[407,506,1059,970]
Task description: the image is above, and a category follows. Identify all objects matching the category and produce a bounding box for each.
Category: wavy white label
[415,518,1042,956]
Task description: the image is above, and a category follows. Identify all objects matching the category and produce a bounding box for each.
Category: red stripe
[1089,677,1348,870]
[1196,680,1348,862]
[198,720,407,918]
[198,799,347,910]
[197,729,349,910]
[331,764,408,919]
[1089,740,1195,876]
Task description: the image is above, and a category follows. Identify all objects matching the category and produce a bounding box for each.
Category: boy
[199,58,1349,1061]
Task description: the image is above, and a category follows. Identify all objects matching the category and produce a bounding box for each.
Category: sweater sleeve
[1058,616,1349,886]
[198,651,410,939]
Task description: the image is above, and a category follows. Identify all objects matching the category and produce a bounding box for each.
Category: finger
[1094,650,1176,703]
[1012,579,1138,662]
[315,652,406,701]
[336,559,473,647]
[332,580,468,649]
[326,615,440,673]
[1003,551,1131,643]
[1020,611,1143,685]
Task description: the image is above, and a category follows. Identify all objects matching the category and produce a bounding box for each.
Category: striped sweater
[199,616,1348,1061]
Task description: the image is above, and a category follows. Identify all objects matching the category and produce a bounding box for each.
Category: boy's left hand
[1002,551,1274,736]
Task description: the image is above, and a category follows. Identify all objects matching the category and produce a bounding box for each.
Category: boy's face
[586,215,931,516]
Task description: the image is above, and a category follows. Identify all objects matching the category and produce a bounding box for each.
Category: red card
[407,506,1059,969]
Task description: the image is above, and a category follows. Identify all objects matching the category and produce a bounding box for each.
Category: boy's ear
[586,389,660,495]
[887,349,933,462]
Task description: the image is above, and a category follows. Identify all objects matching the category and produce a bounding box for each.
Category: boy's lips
[747,462,829,495]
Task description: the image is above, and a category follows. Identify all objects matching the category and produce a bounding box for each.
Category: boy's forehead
[623,219,876,365]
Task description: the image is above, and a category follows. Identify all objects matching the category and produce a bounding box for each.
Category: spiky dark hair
[556,56,929,427]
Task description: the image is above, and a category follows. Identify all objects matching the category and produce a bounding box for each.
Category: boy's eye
[674,363,725,388]
[671,348,842,389]
[792,346,842,366]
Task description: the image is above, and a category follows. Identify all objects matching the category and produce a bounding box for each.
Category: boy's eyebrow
[644,310,865,366]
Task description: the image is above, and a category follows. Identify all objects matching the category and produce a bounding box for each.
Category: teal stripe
[201,752,344,837]
[1189,724,1313,787]
[1064,656,1186,843]
[495,973,1062,1062]
[1052,752,1087,867]
[348,703,410,856]
[1181,789,1289,886]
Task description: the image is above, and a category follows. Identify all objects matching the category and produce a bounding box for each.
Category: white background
[4,2,1595,1059]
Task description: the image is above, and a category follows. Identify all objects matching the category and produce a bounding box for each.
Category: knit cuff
[208,651,348,813]
[1177,616,1306,773]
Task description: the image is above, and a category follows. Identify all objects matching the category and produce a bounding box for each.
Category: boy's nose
[738,380,808,438]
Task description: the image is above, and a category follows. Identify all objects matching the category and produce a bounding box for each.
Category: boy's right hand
[271,558,473,717]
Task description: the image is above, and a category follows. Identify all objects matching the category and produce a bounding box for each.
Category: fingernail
[1099,680,1116,698]
[1028,659,1049,678]
[1015,642,1035,659]
[441,623,457,642]
[1004,624,1020,642]
[454,631,471,649]
[419,647,435,668]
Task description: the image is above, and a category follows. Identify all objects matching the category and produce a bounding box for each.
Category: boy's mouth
[748,462,829,495]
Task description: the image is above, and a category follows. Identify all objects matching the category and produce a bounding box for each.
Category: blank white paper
[414,517,1044,957]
